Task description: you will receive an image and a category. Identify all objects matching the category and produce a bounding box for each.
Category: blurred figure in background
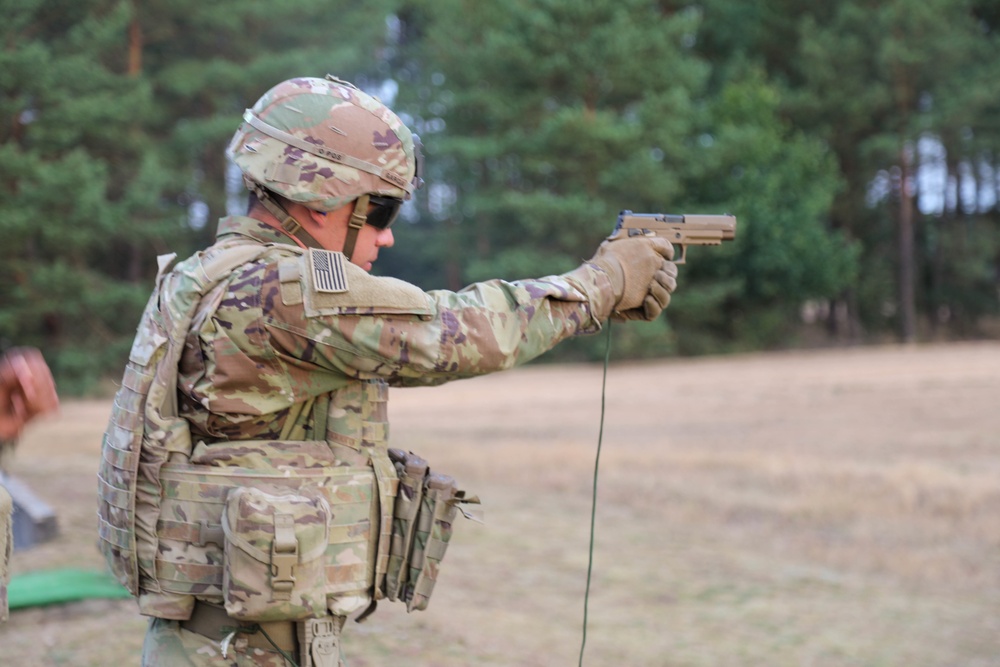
[0,347,60,457]
[0,346,59,622]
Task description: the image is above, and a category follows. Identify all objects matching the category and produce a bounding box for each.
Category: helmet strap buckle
[342,194,370,261]
[245,177,324,250]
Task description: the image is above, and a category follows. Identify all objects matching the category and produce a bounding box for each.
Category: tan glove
[588,236,678,321]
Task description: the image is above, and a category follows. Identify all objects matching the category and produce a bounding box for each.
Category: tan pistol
[609,211,737,264]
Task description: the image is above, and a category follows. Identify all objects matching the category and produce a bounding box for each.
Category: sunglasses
[357,134,422,231]
[365,195,404,230]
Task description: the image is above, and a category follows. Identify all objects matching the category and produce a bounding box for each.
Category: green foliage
[794,0,997,337]
[394,0,707,273]
[0,0,399,392]
[383,0,717,360]
[389,2,857,356]
[662,65,858,351]
[3,0,998,392]
[693,0,1000,341]
[0,0,147,391]
[707,69,858,303]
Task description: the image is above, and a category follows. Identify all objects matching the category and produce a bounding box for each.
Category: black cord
[579,320,612,667]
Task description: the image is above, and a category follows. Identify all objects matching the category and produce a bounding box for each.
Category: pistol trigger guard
[673,244,687,265]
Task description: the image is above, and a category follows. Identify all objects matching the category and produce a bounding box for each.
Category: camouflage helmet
[227,75,423,212]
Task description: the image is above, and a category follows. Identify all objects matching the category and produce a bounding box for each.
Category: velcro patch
[309,249,349,294]
[263,161,301,185]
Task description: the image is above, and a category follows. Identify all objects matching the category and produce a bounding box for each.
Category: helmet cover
[227,76,421,212]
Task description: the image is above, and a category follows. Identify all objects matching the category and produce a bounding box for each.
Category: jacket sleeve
[262,258,617,387]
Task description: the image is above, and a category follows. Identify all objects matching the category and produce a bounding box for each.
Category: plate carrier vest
[97,241,465,622]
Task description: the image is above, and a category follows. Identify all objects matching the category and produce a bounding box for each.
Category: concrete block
[0,472,58,550]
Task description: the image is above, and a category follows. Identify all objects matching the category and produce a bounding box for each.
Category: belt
[180,602,347,667]
[180,602,298,657]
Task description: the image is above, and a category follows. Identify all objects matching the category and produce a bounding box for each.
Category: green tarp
[7,568,131,610]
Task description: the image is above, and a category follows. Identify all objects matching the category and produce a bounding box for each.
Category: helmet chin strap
[245,178,326,251]
[342,194,370,262]
[247,179,370,262]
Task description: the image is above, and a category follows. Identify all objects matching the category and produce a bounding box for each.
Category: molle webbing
[153,459,377,599]
[146,380,396,610]
[98,242,278,615]
[322,379,396,599]
[99,239,402,622]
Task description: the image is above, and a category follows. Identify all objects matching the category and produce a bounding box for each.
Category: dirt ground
[2,341,999,666]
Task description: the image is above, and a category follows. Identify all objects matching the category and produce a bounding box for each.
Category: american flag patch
[309,249,349,293]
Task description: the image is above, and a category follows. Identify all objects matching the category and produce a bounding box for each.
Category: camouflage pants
[142,618,296,667]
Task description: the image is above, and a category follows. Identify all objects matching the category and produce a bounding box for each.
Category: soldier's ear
[307,208,328,226]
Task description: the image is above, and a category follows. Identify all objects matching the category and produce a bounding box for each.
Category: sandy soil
[2,342,999,666]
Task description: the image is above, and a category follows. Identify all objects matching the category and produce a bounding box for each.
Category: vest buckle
[270,513,298,600]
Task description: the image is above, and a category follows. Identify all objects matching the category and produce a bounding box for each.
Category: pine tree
[0,0,398,391]
[699,0,1000,341]
[0,0,152,390]
[388,0,854,356]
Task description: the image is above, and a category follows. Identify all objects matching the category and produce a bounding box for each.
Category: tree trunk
[128,2,144,284]
[898,143,917,343]
[128,4,143,77]
[444,215,463,291]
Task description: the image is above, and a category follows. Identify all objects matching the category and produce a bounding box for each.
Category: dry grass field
[2,342,999,666]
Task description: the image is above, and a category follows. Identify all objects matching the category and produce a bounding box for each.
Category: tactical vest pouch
[222,485,330,622]
[404,473,461,612]
[385,449,427,601]
[154,458,378,613]
[382,450,478,612]
[99,243,275,610]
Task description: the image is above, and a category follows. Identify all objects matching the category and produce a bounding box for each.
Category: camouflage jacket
[178,215,617,443]
[100,214,616,620]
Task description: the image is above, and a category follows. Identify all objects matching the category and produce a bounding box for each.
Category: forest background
[2,0,999,393]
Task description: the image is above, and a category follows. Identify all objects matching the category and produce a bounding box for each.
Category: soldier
[98,76,677,666]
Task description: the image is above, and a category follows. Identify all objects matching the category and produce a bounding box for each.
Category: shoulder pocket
[278,256,304,306]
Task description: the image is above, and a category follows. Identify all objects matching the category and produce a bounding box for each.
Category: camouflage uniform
[121,213,616,665]
[100,75,671,666]
[180,216,613,410]
[143,617,297,666]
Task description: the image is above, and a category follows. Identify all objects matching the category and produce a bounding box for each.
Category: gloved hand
[588,236,678,321]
